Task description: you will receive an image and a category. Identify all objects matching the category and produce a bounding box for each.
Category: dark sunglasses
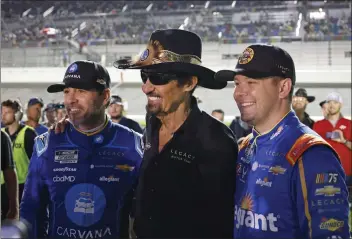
[140,70,189,85]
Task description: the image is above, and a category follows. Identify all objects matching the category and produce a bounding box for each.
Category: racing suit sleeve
[292,145,350,239]
[20,142,49,239]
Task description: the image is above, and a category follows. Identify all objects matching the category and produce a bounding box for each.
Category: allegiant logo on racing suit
[56,226,112,239]
[234,205,279,232]
[255,178,272,187]
[99,176,119,183]
[235,194,279,232]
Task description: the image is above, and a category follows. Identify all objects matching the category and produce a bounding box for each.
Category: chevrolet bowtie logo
[269,166,286,175]
[315,186,341,197]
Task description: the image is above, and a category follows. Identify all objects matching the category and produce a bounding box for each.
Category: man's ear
[184,76,198,92]
[103,89,111,107]
[278,78,292,99]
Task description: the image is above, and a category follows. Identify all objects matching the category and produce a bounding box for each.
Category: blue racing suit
[20,119,143,239]
[234,111,350,239]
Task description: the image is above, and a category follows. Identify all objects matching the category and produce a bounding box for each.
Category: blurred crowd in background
[1,0,351,47]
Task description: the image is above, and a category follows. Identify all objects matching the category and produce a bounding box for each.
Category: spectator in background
[313,92,352,188]
[25,98,48,135]
[55,103,66,122]
[1,131,19,221]
[292,88,315,129]
[43,103,57,128]
[211,109,224,122]
[108,95,143,134]
[1,99,37,203]
[319,100,329,119]
[229,116,252,144]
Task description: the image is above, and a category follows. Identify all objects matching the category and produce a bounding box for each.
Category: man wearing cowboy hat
[115,29,238,238]
[292,88,315,128]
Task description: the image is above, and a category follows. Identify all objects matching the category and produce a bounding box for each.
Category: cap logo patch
[238,47,254,65]
[68,63,78,73]
[140,49,149,61]
[96,79,106,85]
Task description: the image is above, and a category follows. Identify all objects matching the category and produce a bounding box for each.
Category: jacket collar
[251,110,295,145]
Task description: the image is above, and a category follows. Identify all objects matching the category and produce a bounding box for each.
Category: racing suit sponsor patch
[269,125,284,140]
[316,173,338,184]
[319,218,344,231]
[255,177,272,187]
[311,198,345,207]
[56,226,112,239]
[315,186,341,197]
[53,167,77,172]
[251,161,270,171]
[65,184,106,227]
[35,132,49,157]
[237,163,249,183]
[99,176,120,183]
[235,193,279,232]
[115,164,135,172]
[55,150,79,163]
[268,165,287,175]
[134,133,144,158]
[53,175,76,183]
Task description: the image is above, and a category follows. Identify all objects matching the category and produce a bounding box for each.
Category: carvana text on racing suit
[234,110,350,239]
[20,118,143,239]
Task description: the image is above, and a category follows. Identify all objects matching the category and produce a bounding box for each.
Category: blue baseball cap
[44,103,56,112]
[27,98,44,107]
[47,60,111,93]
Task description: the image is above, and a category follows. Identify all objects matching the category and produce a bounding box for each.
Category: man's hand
[6,206,19,220]
[331,129,346,144]
[237,137,245,145]
[50,115,69,134]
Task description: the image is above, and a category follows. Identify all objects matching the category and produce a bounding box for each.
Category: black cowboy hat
[294,88,315,103]
[113,29,226,90]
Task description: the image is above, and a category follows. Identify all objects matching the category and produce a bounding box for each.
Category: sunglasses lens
[141,71,173,85]
[149,74,170,85]
[141,71,148,84]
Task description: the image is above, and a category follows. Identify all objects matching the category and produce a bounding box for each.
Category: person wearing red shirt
[314,92,352,187]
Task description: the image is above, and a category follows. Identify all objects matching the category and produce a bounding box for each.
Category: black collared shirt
[301,112,315,129]
[134,97,238,238]
[119,116,143,134]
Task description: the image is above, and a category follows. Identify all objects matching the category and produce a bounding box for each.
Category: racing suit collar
[252,110,293,144]
[66,117,113,149]
[71,115,109,136]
